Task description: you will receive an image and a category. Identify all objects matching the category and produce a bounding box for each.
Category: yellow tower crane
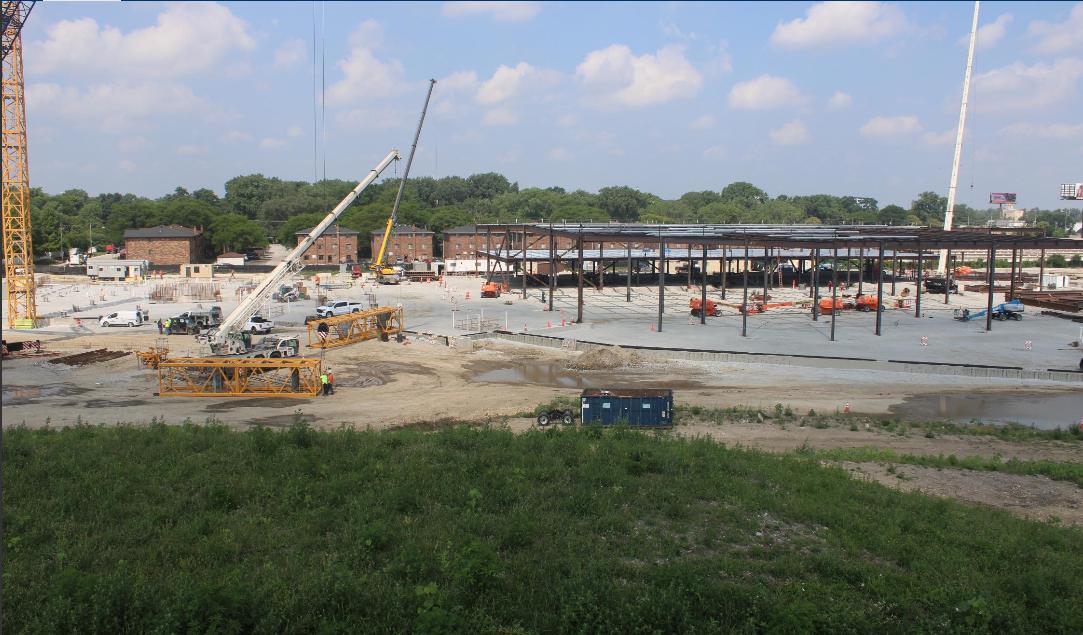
[2,0,37,328]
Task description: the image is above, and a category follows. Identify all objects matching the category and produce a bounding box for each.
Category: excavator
[369,79,435,284]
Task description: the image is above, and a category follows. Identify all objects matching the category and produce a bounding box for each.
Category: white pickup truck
[315,300,365,318]
[243,315,275,333]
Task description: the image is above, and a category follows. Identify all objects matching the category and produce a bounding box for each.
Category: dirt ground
[3,334,1081,525]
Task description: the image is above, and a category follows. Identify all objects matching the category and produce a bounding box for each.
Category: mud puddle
[333,362,435,388]
[2,384,88,405]
[890,392,1083,430]
[470,363,703,389]
[204,397,312,412]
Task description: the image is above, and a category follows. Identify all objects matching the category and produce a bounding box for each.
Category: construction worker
[163,318,171,333]
[320,370,329,396]
[327,368,334,395]
[156,319,163,334]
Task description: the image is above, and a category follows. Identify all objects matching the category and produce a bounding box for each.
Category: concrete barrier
[484,332,1083,383]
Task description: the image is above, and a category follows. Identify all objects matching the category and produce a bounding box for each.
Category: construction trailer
[86,258,149,280]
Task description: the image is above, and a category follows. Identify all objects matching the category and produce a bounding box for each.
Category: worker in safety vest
[320,371,329,396]
[163,318,171,333]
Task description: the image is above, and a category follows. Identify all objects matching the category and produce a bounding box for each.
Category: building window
[456,244,461,249]
[318,243,324,250]
[332,244,338,250]
[469,243,474,248]
[318,254,324,261]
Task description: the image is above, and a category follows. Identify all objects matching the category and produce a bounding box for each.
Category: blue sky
[21,1,1083,209]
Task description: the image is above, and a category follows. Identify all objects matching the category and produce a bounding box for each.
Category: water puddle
[470,364,702,390]
[2,384,85,404]
[889,393,1083,430]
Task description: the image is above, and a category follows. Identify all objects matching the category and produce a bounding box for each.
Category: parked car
[244,315,275,333]
[315,300,364,318]
[168,316,201,335]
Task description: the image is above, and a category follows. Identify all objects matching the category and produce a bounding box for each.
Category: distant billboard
[989,192,1017,204]
[1061,183,1083,200]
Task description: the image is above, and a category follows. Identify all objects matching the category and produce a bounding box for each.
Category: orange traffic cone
[651,324,655,331]
[466,292,470,299]
[524,324,528,332]
[844,402,850,413]
[561,318,566,326]
[547,321,551,328]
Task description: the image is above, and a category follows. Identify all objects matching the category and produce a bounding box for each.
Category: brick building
[371,225,434,263]
[297,224,358,264]
[443,225,624,260]
[123,225,207,266]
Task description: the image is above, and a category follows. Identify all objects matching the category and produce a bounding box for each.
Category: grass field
[4,419,1082,634]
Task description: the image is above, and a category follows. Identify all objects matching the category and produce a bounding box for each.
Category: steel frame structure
[158,357,321,397]
[2,0,36,328]
[306,305,403,349]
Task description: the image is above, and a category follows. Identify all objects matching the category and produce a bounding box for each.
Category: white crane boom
[938,0,979,274]
[207,149,400,354]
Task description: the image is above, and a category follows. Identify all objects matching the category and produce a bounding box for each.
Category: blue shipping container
[580,389,673,427]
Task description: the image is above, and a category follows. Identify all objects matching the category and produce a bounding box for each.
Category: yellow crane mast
[2,0,37,328]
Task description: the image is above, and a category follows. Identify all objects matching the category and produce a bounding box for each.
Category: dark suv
[923,277,958,294]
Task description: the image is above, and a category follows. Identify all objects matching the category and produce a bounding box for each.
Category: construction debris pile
[49,349,131,366]
[566,345,642,371]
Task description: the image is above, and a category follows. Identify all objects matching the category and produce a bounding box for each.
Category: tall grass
[4,420,1082,633]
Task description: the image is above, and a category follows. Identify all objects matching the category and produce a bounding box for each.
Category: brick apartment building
[297,224,358,264]
[370,225,434,263]
[445,225,645,260]
[123,225,207,266]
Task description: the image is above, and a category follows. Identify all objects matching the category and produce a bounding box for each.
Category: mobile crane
[204,149,400,355]
[370,79,435,284]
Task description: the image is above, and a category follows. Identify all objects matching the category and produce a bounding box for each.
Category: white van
[100,311,144,327]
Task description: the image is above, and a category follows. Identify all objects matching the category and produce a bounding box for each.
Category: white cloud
[273,38,307,69]
[828,91,853,110]
[703,42,734,78]
[659,142,680,154]
[496,147,521,165]
[688,115,715,130]
[26,81,214,132]
[117,136,151,153]
[769,119,810,145]
[219,130,252,143]
[452,129,483,142]
[859,115,922,138]
[958,14,1012,50]
[575,44,702,108]
[555,114,578,127]
[258,138,287,151]
[972,58,1083,112]
[440,70,479,92]
[1026,3,1083,54]
[548,147,571,161]
[327,21,414,105]
[481,107,519,126]
[998,122,1083,139]
[919,128,955,146]
[176,144,209,156]
[287,125,303,137]
[349,19,385,49]
[476,62,559,104]
[728,75,808,110]
[118,160,138,173]
[27,3,255,79]
[703,145,727,161]
[442,1,542,22]
[770,1,913,49]
[334,107,406,131]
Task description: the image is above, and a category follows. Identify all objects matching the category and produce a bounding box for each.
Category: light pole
[88,223,94,255]
[59,225,69,261]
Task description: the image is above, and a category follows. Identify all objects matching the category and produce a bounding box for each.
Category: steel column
[811,249,820,321]
[858,246,864,294]
[657,236,665,333]
[945,248,952,304]
[521,226,527,299]
[891,251,897,295]
[576,235,584,323]
[626,240,631,302]
[700,244,707,325]
[742,238,749,337]
[986,245,995,331]
[830,241,838,341]
[915,241,923,318]
[1009,248,1017,300]
[1039,248,1045,289]
[720,246,728,299]
[875,242,885,336]
[548,225,555,311]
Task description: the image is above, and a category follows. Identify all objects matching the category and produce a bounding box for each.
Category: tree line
[28,173,1081,260]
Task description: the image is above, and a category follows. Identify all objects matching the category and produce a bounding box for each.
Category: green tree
[597,186,650,221]
[720,182,767,208]
[209,214,267,253]
[224,174,284,219]
[910,191,947,223]
[879,205,909,225]
[277,213,326,247]
[467,173,515,200]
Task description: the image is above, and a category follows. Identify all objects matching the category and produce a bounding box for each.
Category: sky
[19,1,1083,210]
